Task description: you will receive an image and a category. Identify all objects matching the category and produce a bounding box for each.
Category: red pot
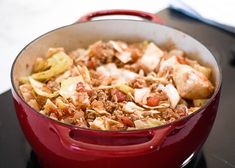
[11,10,222,168]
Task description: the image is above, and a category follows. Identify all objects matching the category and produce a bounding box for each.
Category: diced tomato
[50,108,58,114]
[112,89,127,102]
[76,82,93,96]
[76,82,85,92]
[121,116,134,127]
[86,90,94,96]
[87,58,96,69]
[146,96,160,106]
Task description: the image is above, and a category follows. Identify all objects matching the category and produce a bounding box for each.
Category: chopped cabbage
[188,107,200,113]
[159,56,179,73]
[173,64,214,99]
[89,117,121,130]
[158,84,180,108]
[43,99,58,115]
[33,57,48,73]
[89,117,106,130]
[28,99,40,111]
[134,88,150,104]
[192,64,212,79]
[122,102,144,113]
[134,118,164,129]
[46,47,65,58]
[77,65,91,83]
[19,83,35,102]
[193,99,207,107]
[59,76,84,99]
[96,63,138,83]
[109,41,132,63]
[114,83,134,95]
[32,52,73,81]
[138,43,164,72]
[186,58,212,79]
[29,77,58,98]
[117,51,132,63]
[109,40,127,52]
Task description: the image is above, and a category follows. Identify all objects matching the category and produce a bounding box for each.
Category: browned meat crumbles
[19,40,214,130]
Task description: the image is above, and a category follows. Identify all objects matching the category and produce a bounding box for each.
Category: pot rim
[11,19,222,133]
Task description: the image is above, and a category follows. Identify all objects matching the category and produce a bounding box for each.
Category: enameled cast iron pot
[11,10,221,168]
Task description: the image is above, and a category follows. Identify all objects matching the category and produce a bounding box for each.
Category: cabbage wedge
[32,52,73,81]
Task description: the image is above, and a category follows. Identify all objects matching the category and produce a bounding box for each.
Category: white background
[0,0,169,94]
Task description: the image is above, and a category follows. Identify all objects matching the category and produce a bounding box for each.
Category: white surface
[170,0,235,33]
[0,0,169,94]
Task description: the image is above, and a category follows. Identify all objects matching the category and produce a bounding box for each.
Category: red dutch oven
[11,10,221,168]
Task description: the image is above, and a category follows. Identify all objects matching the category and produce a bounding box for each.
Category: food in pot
[19,41,214,130]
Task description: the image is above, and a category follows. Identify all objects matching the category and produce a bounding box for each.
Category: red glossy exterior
[11,9,222,168]
[12,89,221,168]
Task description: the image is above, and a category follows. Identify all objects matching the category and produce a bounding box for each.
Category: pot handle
[76,9,164,24]
[52,124,174,157]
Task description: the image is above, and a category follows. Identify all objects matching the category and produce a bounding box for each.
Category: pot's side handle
[52,124,174,157]
[76,9,164,24]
